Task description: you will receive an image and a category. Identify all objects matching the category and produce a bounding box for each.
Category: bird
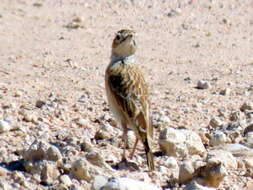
[105,29,155,171]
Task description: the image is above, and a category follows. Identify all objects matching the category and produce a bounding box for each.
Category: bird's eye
[115,35,121,41]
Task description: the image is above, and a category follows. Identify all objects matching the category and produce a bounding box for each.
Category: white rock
[159,128,206,157]
[206,149,237,169]
[220,88,231,96]
[209,131,227,146]
[23,139,62,162]
[71,158,92,182]
[240,102,253,111]
[0,120,11,133]
[86,151,110,169]
[197,80,211,89]
[99,177,161,190]
[222,143,253,157]
[179,161,195,183]
[92,175,108,190]
[164,156,179,180]
[184,181,216,190]
[209,118,223,128]
[245,132,253,148]
[59,175,72,186]
[40,161,60,184]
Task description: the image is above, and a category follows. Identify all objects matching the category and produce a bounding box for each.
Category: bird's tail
[144,139,155,171]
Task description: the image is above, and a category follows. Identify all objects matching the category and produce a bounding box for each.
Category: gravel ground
[0,0,253,189]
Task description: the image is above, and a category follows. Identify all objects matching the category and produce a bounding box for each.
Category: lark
[105,29,154,171]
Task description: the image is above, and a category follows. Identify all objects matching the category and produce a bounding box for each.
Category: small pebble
[197,80,211,89]
[0,120,11,133]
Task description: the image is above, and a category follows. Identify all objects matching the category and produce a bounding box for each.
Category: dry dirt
[0,0,253,189]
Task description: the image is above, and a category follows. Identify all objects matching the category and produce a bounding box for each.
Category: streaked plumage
[105,29,154,171]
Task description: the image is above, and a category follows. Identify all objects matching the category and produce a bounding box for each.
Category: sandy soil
[0,0,253,189]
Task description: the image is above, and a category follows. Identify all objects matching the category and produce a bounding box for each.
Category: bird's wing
[107,63,152,138]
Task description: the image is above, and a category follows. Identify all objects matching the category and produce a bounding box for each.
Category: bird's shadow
[0,159,26,172]
[111,158,140,171]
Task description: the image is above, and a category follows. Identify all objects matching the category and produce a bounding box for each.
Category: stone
[35,100,46,108]
[80,140,93,152]
[98,177,161,190]
[179,161,195,183]
[197,80,211,89]
[206,150,237,169]
[0,167,8,176]
[244,132,253,148]
[76,118,91,127]
[70,158,92,182]
[164,156,179,180]
[0,120,11,133]
[95,130,110,140]
[159,128,206,157]
[198,163,227,188]
[240,102,253,112]
[0,180,12,190]
[209,131,227,146]
[92,175,108,190]
[23,139,62,162]
[209,118,223,128]
[59,175,72,187]
[243,158,253,169]
[220,88,231,96]
[229,111,241,121]
[40,161,60,185]
[221,143,253,157]
[86,151,110,169]
[244,123,253,136]
[184,181,216,190]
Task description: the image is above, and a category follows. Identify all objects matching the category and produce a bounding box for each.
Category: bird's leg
[121,122,128,160]
[129,138,139,159]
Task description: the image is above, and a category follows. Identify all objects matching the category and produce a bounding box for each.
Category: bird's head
[111,29,137,58]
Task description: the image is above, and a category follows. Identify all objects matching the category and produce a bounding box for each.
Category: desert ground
[0,0,253,189]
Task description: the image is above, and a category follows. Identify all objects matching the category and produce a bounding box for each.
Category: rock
[206,149,237,169]
[40,161,60,185]
[23,139,62,162]
[98,177,161,190]
[76,118,91,127]
[0,120,11,133]
[243,158,253,169]
[197,162,227,188]
[152,111,171,128]
[244,123,253,136]
[164,156,179,180]
[222,143,253,157]
[95,130,110,140]
[197,80,211,89]
[0,167,8,177]
[22,112,37,123]
[80,140,93,152]
[0,180,12,190]
[184,181,216,190]
[240,102,253,112]
[179,161,195,183]
[244,133,253,149]
[209,131,227,146]
[229,111,241,121]
[14,90,23,97]
[70,158,92,182]
[59,175,72,187]
[209,118,223,128]
[159,128,206,157]
[35,100,46,108]
[220,88,231,96]
[92,175,108,190]
[86,151,110,169]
